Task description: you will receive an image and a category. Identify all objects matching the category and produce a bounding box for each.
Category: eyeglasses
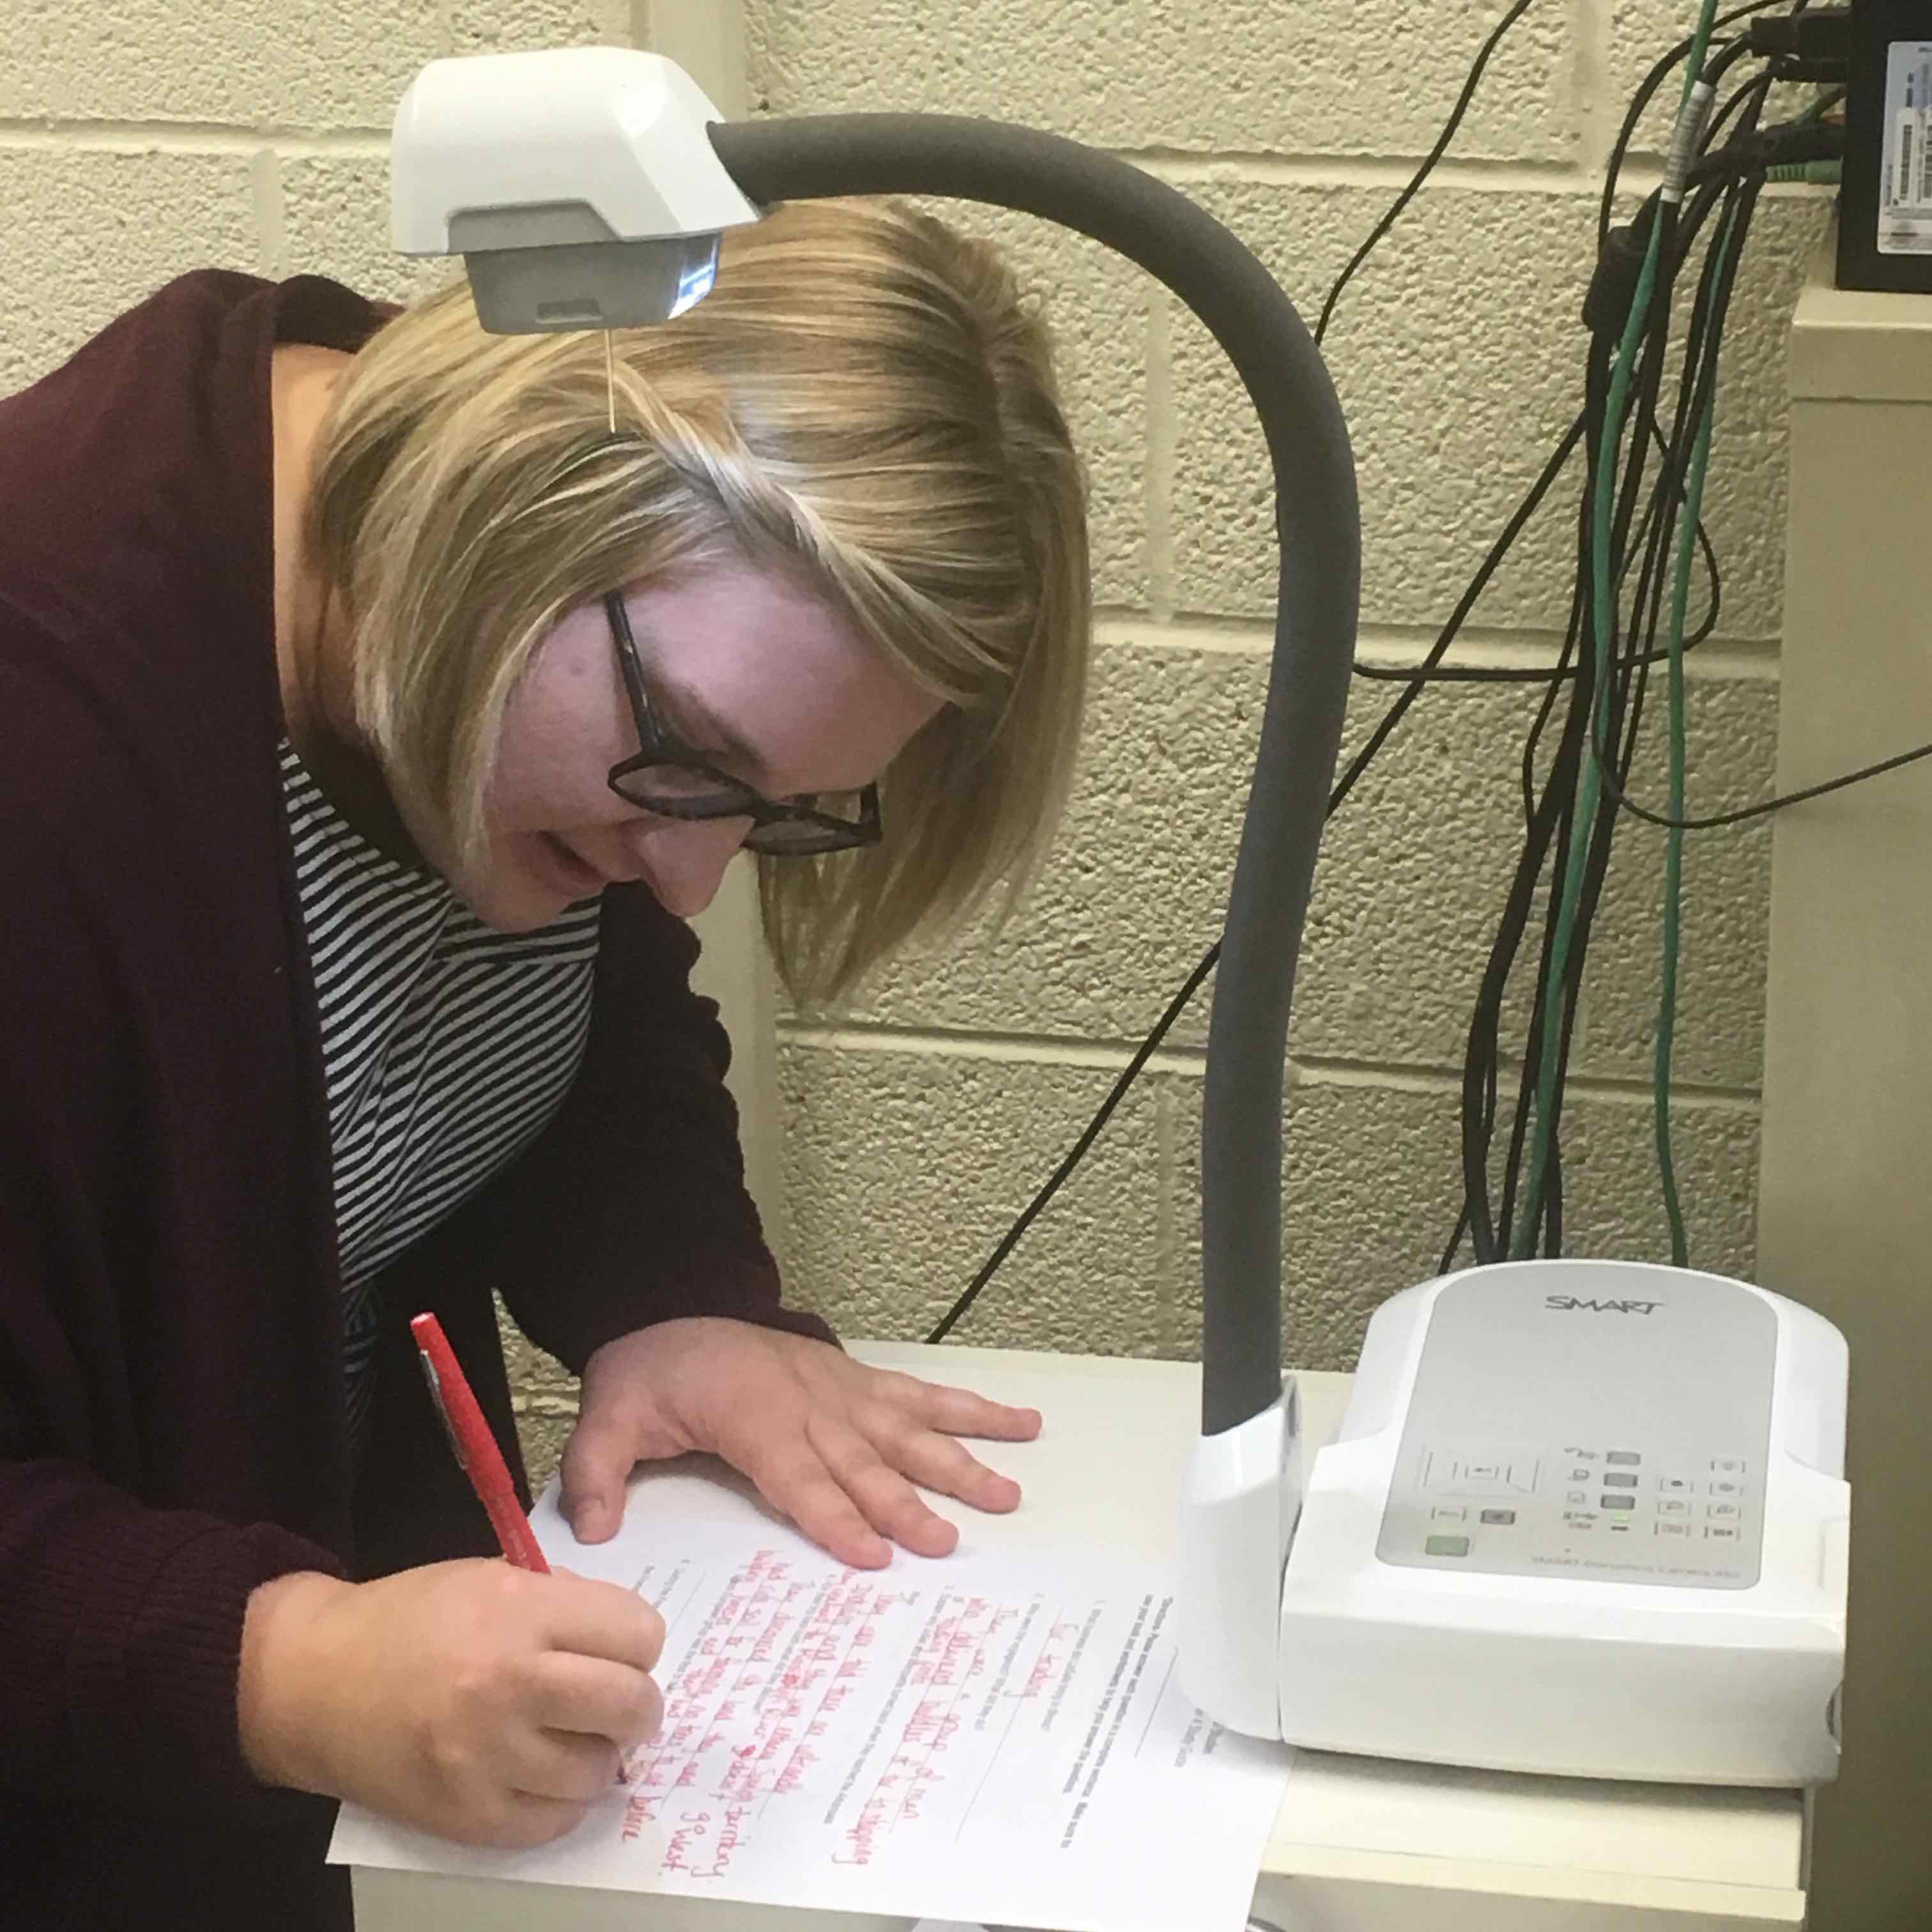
[603,593,884,857]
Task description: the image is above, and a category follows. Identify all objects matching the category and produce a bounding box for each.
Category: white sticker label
[1880,42,1932,254]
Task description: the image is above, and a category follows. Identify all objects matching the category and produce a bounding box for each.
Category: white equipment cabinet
[1757,229,1932,1931]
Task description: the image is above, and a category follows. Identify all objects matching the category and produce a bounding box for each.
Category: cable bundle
[1464,4,1760,1267]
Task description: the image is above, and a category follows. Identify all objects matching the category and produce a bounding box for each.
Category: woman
[0,196,1090,1928]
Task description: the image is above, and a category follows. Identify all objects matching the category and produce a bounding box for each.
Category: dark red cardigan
[0,271,829,1929]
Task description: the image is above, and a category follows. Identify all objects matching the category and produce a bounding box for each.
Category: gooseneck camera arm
[710,113,1361,1440]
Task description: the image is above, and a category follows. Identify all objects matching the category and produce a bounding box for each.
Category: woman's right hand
[238,1560,664,1848]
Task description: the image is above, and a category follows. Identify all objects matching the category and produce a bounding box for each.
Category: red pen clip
[410,1312,550,1574]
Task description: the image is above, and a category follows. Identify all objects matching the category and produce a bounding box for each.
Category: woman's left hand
[558,1317,1042,1567]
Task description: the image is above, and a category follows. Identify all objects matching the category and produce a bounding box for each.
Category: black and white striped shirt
[280,741,602,1442]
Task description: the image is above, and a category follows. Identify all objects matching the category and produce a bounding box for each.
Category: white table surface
[351,1343,1807,1932]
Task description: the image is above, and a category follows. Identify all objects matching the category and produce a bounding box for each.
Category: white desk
[351,1344,1807,1931]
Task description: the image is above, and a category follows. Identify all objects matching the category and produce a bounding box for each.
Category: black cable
[1498,245,1675,1257]
[1367,387,1636,1265]
[1331,414,1584,803]
[1352,415,1723,686]
[1491,667,1589,1258]
[1491,533,1594,1255]
[1462,657,1581,1260]
[1540,595,1655,1250]
[925,944,1219,1342]
[1696,75,1785,195]
[1459,342,1613,1258]
[1314,0,1537,345]
[1602,736,1932,830]
[1615,181,1740,687]
[1470,291,1629,1258]
[1699,41,1781,150]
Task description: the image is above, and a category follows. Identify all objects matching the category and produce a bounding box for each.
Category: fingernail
[575,1501,606,1538]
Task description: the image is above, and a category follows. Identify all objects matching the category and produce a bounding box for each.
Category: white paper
[330,1515,1291,1931]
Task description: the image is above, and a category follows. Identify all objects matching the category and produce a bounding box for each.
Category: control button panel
[1371,1268,1775,1589]
[1384,1440,1762,1586]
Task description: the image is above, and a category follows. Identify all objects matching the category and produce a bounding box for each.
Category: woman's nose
[636,816,752,919]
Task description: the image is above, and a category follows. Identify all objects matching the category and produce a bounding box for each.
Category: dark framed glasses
[603,592,883,857]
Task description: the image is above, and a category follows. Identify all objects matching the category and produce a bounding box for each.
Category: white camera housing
[391,47,760,331]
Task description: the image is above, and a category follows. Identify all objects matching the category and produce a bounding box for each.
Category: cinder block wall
[0,3,1829,1485]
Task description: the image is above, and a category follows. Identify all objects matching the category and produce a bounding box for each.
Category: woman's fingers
[531,1648,664,1754]
[459,1788,602,1852]
[502,1728,627,1806]
[740,1435,895,1569]
[808,1413,961,1558]
[871,1370,1043,1443]
[861,1411,1023,1515]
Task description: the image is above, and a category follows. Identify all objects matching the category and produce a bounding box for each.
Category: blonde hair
[306,195,1091,1000]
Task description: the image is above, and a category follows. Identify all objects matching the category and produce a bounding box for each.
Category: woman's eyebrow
[653,673,774,789]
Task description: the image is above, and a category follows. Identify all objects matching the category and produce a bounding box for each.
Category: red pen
[413,1313,641,1787]
[411,1311,551,1574]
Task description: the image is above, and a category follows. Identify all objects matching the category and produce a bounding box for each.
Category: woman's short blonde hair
[306,195,1091,1000]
